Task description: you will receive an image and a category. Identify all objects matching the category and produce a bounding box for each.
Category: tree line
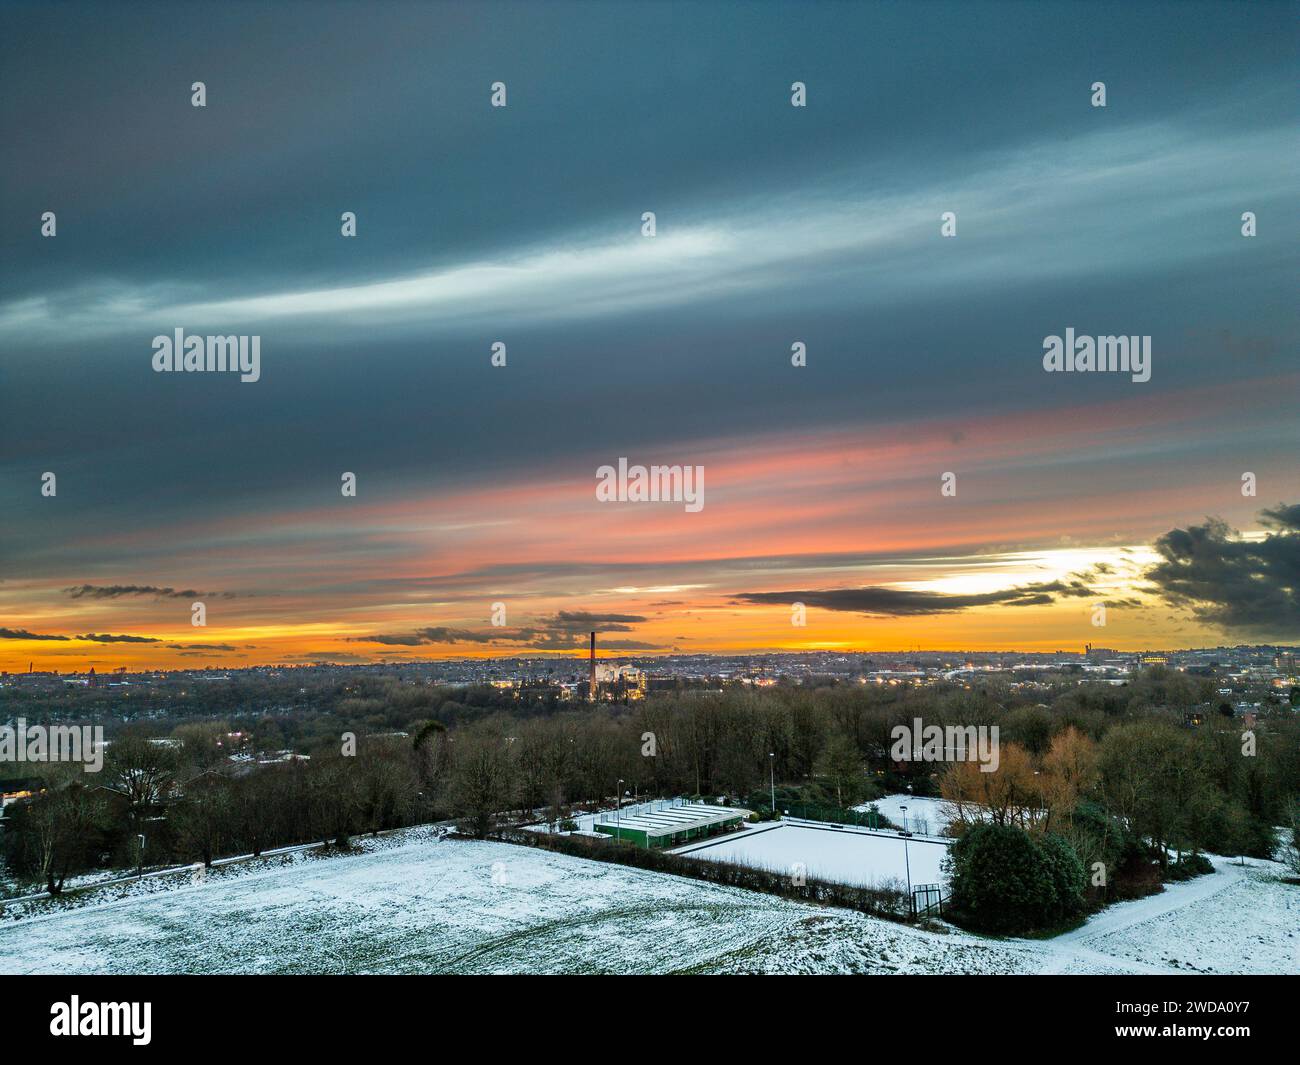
[3,671,1297,908]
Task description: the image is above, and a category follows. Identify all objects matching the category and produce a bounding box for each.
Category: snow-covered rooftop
[595,802,744,839]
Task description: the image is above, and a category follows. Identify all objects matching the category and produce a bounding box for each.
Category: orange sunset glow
[4,368,1296,671]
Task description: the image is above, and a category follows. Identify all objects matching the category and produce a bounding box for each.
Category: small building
[0,777,43,808]
[594,802,746,849]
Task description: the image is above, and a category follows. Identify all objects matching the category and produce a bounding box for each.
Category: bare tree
[24,768,108,895]
[104,733,179,831]
[172,771,232,867]
[450,730,516,837]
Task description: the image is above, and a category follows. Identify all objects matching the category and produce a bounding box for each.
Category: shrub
[1110,839,1164,900]
[946,823,1074,934]
[1068,799,1126,869]
[1237,814,1282,861]
[1290,805,1300,879]
[1037,832,1086,921]
[1165,852,1214,881]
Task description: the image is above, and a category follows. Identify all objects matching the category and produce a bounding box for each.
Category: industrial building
[593,802,746,849]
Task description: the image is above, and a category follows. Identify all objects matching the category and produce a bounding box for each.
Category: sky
[1,0,1297,671]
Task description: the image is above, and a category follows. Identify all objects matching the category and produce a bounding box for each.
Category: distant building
[594,802,746,849]
[0,777,43,807]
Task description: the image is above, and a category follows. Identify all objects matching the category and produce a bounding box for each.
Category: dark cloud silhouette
[544,611,648,631]
[735,579,1096,617]
[0,628,68,641]
[76,633,161,643]
[280,652,374,663]
[519,612,656,649]
[165,643,238,652]
[1144,503,1300,635]
[65,585,235,600]
[415,627,505,645]
[354,627,511,646]
[351,610,657,650]
[525,634,657,650]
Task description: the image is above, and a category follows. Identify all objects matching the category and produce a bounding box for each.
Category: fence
[789,803,894,830]
[912,882,945,917]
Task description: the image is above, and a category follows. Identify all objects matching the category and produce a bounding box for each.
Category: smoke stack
[589,631,597,701]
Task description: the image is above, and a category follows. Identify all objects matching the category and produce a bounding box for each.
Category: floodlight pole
[616,778,624,845]
[769,752,775,814]
[899,805,912,916]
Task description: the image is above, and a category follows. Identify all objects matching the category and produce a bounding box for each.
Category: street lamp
[899,805,912,916]
[616,778,624,845]
[768,752,775,815]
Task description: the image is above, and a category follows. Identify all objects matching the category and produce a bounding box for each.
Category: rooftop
[595,802,745,839]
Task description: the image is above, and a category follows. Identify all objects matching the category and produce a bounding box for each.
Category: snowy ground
[0,829,1292,975]
[676,821,950,889]
[0,829,1028,975]
[1033,855,1298,975]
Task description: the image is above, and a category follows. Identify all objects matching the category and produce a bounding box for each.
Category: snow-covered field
[0,829,1025,975]
[855,794,955,838]
[1036,855,1299,975]
[0,829,1293,975]
[677,822,949,888]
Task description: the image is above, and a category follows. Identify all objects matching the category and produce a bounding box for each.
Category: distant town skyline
[2,2,1296,671]
[7,643,1299,680]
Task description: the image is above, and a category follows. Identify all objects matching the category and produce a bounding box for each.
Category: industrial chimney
[589,631,597,701]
